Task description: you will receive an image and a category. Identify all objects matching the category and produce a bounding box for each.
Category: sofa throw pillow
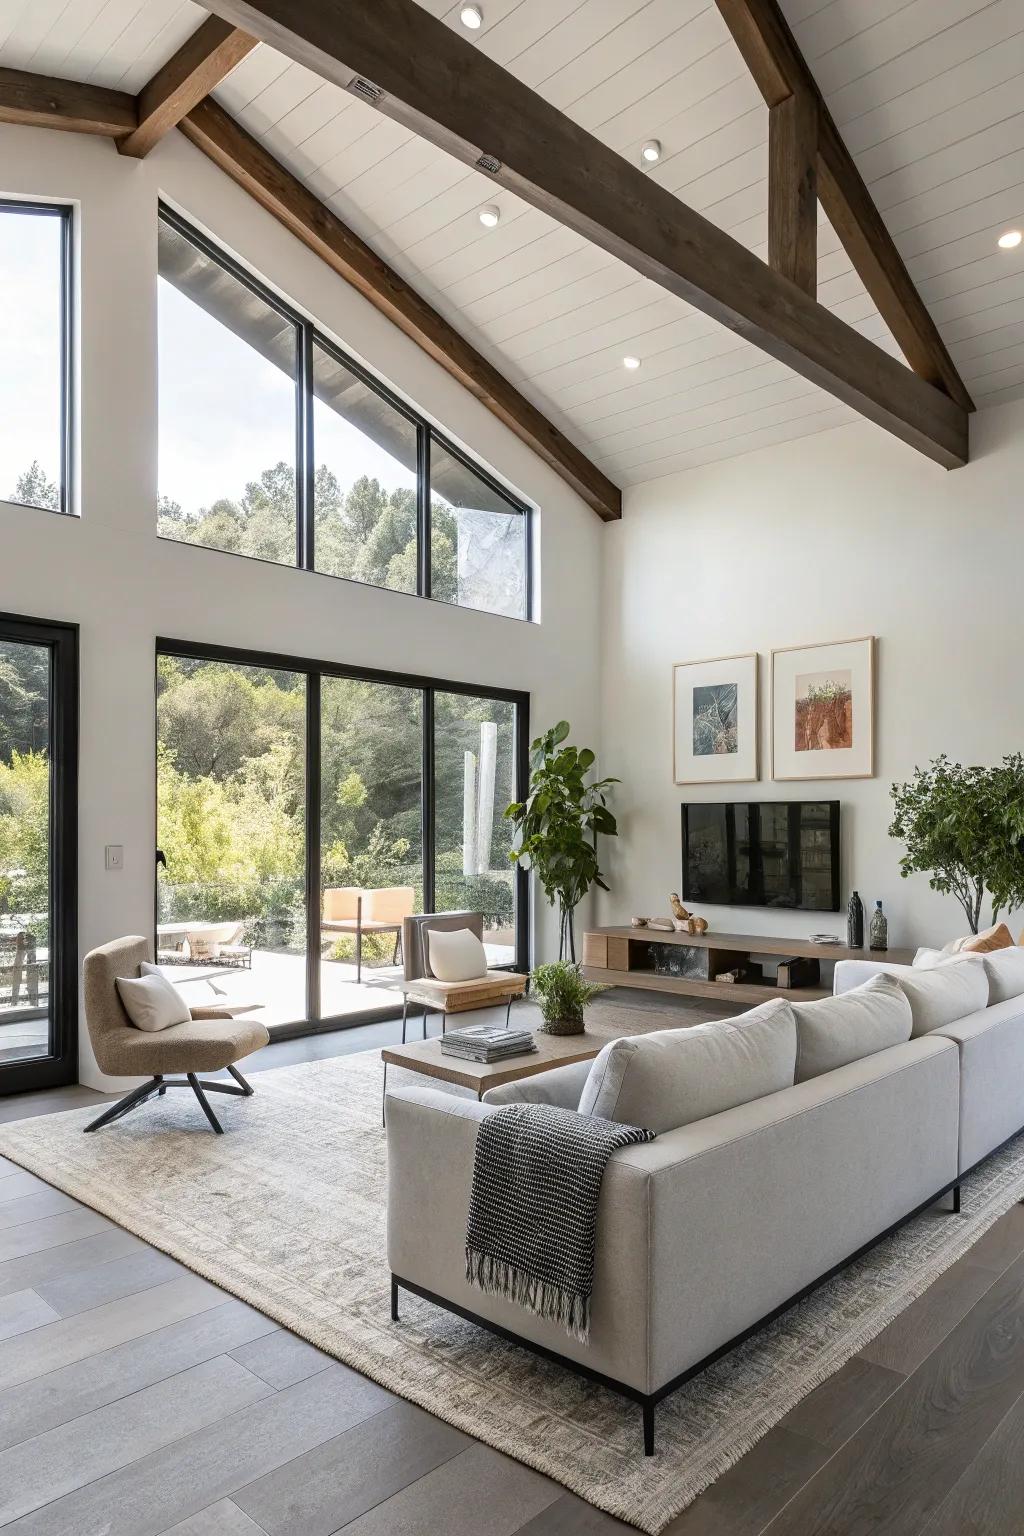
[913,948,977,971]
[116,970,191,1032]
[427,926,488,983]
[949,922,1014,955]
[981,946,1024,1005]
[577,998,796,1134]
[792,974,912,1082]
[896,960,989,1036]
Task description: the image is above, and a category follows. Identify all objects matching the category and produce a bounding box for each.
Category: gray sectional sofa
[386,950,1024,1453]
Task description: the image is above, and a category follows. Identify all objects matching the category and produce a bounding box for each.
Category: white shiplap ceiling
[3,0,1023,487]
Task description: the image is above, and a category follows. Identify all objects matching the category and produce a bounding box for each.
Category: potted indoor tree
[505,720,618,961]
[889,754,1024,932]
[531,961,607,1035]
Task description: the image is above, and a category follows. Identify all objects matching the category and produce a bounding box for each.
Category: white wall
[599,399,1024,952]
[0,124,604,1088]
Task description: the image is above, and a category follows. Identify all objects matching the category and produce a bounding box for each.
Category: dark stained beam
[200,0,968,469]
[715,0,974,414]
[769,92,817,297]
[118,16,258,159]
[0,66,136,136]
[180,99,622,520]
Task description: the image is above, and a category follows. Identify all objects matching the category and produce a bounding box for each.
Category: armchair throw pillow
[116,968,191,1032]
[427,926,489,983]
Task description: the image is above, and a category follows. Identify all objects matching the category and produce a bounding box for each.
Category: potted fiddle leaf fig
[531,961,607,1036]
[505,720,618,961]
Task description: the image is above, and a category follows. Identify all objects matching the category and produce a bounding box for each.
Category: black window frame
[155,636,530,1038]
[157,204,534,621]
[0,199,74,518]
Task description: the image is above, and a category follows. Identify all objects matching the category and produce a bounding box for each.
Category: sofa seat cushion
[98,1016,270,1076]
[896,960,989,1036]
[792,974,912,1082]
[982,946,1024,1005]
[577,998,796,1134]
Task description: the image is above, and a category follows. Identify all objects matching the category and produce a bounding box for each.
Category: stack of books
[440,1024,538,1063]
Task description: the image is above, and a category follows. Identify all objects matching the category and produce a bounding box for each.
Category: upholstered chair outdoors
[82,935,269,1134]
[399,910,528,1041]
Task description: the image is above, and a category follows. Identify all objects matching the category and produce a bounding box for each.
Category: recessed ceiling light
[478,204,500,228]
[623,355,641,370]
[460,4,483,27]
[641,139,662,165]
[998,229,1022,249]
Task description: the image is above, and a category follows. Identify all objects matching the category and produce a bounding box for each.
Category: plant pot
[539,1017,586,1036]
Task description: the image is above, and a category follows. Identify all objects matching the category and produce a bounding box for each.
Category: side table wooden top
[382,1027,601,1095]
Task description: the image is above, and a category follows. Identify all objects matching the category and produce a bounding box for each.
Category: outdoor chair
[82,935,269,1135]
[321,885,415,982]
[0,930,43,1009]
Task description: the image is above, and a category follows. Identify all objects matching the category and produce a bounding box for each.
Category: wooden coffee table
[381,1027,603,1123]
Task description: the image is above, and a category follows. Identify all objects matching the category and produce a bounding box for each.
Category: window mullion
[297,323,315,570]
[417,427,431,599]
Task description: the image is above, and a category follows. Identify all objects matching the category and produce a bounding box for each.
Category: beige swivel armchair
[82,935,270,1134]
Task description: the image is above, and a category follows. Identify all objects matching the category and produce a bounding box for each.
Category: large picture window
[156,638,528,1034]
[0,201,73,517]
[157,207,532,620]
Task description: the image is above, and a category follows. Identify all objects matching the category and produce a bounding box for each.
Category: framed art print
[771,637,875,780]
[673,653,758,784]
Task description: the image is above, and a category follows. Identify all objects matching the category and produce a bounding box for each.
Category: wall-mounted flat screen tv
[681,801,841,911]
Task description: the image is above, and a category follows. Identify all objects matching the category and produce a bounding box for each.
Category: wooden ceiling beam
[715,0,974,415]
[769,92,817,298]
[118,16,258,159]
[199,0,968,469]
[180,99,622,520]
[0,66,136,136]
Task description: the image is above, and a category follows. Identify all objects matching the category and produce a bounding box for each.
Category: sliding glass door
[155,655,307,1029]
[319,677,423,1021]
[157,640,527,1035]
[0,614,77,1093]
[433,691,519,966]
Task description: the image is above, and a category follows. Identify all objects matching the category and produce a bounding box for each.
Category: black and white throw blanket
[465,1103,655,1343]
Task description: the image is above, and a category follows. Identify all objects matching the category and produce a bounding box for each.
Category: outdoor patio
[162,938,515,1032]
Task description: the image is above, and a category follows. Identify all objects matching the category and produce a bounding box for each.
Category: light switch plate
[105,845,124,872]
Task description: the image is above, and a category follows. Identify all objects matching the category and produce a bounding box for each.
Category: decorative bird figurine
[669,892,690,922]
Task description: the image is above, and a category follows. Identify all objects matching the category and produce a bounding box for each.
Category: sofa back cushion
[982,946,1024,1005]
[792,974,912,1082]
[577,998,796,1133]
[896,960,989,1036]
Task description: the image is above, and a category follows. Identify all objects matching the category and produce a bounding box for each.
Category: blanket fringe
[466,1246,591,1343]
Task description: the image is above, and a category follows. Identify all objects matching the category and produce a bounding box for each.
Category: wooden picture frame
[673,653,759,784]
[771,637,875,780]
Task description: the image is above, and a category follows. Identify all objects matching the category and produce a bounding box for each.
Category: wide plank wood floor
[1,1007,1023,1535]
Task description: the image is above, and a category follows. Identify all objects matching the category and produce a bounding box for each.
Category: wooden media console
[582,927,916,1006]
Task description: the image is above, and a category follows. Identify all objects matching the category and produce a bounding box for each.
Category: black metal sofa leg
[642,1402,655,1456]
[952,1183,961,1214]
[84,1076,163,1132]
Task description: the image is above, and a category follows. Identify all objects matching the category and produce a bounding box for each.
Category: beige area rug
[4,1049,1024,1533]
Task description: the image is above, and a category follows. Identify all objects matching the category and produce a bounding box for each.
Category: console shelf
[582,926,915,1005]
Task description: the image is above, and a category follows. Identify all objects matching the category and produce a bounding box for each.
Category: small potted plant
[531,961,607,1036]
